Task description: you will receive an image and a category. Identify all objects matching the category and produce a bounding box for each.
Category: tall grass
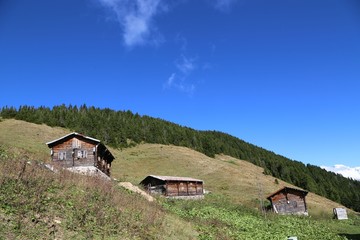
[161,194,356,240]
[0,156,185,239]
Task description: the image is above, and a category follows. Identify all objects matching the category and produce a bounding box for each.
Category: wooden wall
[143,178,204,197]
[51,137,96,167]
[271,191,307,214]
[166,181,203,197]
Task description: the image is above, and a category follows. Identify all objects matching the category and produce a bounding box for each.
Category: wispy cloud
[164,34,213,95]
[96,1,238,47]
[321,164,360,181]
[164,72,195,95]
[175,54,196,75]
[164,54,197,95]
[211,0,238,11]
[97,0,165,47]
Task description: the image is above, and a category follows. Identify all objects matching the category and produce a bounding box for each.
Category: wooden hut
[140,175,204,199]
[267,187,308,215]
[46,132,115,176]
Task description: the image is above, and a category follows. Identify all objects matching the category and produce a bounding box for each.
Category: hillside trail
[119,182,155,202]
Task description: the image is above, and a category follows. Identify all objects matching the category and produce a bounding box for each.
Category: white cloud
[321,164,360,181]
[212,0,238,11]
[163,53,198,94]
[164,72,195,95]
[96,0,240,47]
[166,73,176,87]
[97,0,164,47]
[164,34,214,95]
[176,54,196,75]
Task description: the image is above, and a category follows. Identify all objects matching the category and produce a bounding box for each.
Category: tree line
[1,105,359,211]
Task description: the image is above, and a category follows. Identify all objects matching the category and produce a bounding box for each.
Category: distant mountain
[321,165,360,181]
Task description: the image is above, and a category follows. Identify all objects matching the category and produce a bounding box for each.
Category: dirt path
[119,182,154,202]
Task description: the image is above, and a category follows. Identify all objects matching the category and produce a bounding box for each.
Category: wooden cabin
[267,187,308,215]
[140,175,204,199]
[46,132,115,176]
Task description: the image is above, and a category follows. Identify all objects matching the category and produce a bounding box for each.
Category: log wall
[166,181,203,197]
[51,137,96,167]
[271,192,307,214]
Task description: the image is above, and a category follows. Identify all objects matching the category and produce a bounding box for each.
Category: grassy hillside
[2,105,360,212]
[0,118,349,215]
[1,119,359,239]
[111,143,354,217]
[0,158,199,239]
[0,118,68,161]
[0,119,198,239]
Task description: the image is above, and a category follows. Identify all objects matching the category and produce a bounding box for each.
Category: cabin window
[77,150,88,159]
[59,151,67,160]
[72,139,81,149]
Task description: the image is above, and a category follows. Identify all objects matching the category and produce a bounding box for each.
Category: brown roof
[267,186,308,200]
[146,175,203,182]
[46,132,100,147]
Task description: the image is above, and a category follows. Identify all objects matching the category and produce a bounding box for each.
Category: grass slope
[0,118,356,215]
[0,119,198,239]
[0,158,198,239]
[111,143,352,217]
[1,119,359,239]
[0,118,68,161]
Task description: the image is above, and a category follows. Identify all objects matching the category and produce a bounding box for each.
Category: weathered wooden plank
[334,208,348,220]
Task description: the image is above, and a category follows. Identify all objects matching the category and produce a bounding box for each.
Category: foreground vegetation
[0,154,197,239]
[1,155,359,239]
[0,121,359,239]
[162,195,360,240]
[1,105,359,212]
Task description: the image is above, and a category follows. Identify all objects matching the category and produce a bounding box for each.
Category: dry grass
[0,119,68,161]
[0,119,199,239]
[0,119,355,219]
[112,143,354,217]
[0,158,198,239]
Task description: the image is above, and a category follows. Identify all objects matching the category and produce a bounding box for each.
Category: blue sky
[1,0,360,172]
